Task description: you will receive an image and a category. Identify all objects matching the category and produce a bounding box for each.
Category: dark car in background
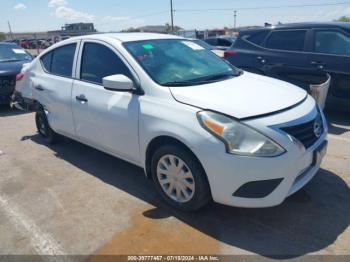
[225,22,350,111]
[0,43,32,105]
[204,36,237,50]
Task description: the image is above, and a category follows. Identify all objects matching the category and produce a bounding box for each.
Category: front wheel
[151,145,211,211]
[35,107,60,144]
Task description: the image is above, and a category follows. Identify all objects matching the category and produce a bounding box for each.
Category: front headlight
[197,111,286,157]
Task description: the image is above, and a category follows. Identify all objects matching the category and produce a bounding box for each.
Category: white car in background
[14,33,327,211]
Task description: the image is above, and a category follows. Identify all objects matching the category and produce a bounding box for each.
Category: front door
[71,41,140,164]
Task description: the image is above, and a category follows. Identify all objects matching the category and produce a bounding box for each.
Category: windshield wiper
[200,72,236,82]
[162,80,200,87]
[162,71,240,87]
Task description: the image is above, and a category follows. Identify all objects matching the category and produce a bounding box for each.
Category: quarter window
[265,30,306,51]
[80,43,132,84]
[315,31,350,55]
[40,52,52,72]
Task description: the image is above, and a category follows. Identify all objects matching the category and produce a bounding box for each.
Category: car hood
[0,61,28,76]
[169,72,308,119]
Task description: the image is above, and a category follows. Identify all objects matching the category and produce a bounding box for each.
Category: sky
[1,0,350,33]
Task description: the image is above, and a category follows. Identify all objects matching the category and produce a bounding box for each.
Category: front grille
[281,112,324,149]
[0,76,16,95]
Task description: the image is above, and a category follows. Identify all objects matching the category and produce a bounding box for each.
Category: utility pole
[234,10,237,31]
[170,0,174,33]
[7,21,13,40]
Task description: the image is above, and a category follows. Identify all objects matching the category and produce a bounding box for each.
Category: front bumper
[193,96,328,208]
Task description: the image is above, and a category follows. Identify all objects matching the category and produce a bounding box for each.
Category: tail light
[224,50,238,59]
[16,73,24,81]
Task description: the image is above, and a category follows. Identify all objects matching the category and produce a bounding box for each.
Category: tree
[336,16,350,22]
[0,32,6,41]
[165,23,182,33]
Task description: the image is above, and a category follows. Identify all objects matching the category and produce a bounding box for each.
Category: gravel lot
[0,105,349,259]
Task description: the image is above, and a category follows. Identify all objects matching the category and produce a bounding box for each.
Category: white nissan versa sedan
[14,33,328,211]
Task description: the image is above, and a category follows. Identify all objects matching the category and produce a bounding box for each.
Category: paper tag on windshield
[182,41,204,50]
[12,49,26,54]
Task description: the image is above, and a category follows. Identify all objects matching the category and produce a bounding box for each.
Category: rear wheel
[151,145,211,211]
[35,107,60,144]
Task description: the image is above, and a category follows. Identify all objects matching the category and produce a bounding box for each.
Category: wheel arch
[144,135,206,180]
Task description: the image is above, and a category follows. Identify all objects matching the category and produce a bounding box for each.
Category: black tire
[151,144,211,211]
[35,107,60,144]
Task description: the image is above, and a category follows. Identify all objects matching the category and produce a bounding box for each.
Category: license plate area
[312,140,328,166]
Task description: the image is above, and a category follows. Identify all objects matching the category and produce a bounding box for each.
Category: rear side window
[204,38,217,46]
[315,31,350,56]
[246,31,269,45]
[265,30,306,51]
[217,39,232,47]
[80,42,132,85]
[40,44,76,77]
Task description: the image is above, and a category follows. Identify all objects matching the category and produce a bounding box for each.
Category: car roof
[70,33,183,43]
[240,22,350,34]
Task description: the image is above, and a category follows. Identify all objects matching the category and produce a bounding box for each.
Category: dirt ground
[0,105,349,260]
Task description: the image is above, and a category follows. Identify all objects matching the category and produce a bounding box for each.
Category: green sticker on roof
[143,44,154,50]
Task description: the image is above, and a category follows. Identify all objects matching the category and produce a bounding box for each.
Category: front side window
[246,31,269,45]
[124,39,239,86]
[80,43,132,84]
[315,30,350,56]
[40,44,76,77]
[265,30,306,51]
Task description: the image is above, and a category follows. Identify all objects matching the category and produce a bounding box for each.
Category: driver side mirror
[102,74,134,92]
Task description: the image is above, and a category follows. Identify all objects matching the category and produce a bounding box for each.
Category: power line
[175,1,350,12]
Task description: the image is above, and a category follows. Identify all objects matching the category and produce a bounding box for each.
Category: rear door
[310,28,350,108]
[258,29,323,90]
[34,42,78,135]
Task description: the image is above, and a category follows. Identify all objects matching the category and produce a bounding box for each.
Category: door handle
[75,95,88,103]
[257,56,267,64]
[35,85,44,91]
[311,61,326,70]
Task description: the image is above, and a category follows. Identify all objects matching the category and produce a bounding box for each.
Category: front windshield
[124,39,240,86]
[0,44,32,62]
